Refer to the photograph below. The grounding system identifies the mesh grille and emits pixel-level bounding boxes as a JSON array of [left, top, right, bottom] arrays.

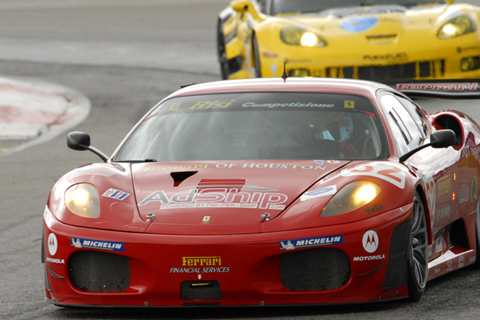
[[357, 63, 416, 81], [434, 115, 463, 146], [280, 248, 351, 291], [326, 60, 445, 81], [69, 251, 130, 292]]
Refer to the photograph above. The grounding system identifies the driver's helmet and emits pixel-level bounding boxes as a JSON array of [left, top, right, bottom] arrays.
[[338, 115, 354, 141]]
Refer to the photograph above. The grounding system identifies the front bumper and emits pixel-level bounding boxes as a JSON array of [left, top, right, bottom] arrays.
[[43, 203, 412, 307], [228, 32, 480, 81]]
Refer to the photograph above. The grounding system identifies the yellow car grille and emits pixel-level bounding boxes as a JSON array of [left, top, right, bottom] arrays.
[[365, 34, 398, 41], [289, 59, 445, 81]]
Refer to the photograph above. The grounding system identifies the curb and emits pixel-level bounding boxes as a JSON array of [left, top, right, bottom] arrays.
[[0, 76, 91, 156]]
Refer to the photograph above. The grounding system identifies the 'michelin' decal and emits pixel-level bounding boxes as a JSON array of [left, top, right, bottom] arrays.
[[71, 238, 124, 252], [280, 235, 343, 250]]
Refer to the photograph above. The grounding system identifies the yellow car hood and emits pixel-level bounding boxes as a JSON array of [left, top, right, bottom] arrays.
[[281, 4, 461, 37]]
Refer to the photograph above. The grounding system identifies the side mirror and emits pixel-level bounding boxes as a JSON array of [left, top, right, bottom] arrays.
[[399, 129, 456, 162], [67, 131, 90, 151], [66, 131, 109, 162], [429, 129, 457, 148], [231, 0, 251, 12], [230, 0, 265, 22]]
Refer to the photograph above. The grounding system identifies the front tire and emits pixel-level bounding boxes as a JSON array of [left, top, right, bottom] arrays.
[[475, 198, 480, 267], [407, 192, 428, 301]]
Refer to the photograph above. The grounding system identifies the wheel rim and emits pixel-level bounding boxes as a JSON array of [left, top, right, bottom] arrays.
[[411, 196, 428, 289], [475, 199, 480, 257], [476, 200, 480, 243]]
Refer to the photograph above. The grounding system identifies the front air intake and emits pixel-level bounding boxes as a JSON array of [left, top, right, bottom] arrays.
[[68, 250, 130, 292], [280, 248, 351, 291]]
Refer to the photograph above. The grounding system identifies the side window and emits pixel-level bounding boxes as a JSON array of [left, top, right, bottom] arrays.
[[396, 96, 427, 139], [257, 0, 268, 13], [380, 94, 425, 154], [386, 106, 410, 155]]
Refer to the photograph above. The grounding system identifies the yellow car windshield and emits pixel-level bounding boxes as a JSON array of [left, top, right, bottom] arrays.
[[271, 0, 447, 15]]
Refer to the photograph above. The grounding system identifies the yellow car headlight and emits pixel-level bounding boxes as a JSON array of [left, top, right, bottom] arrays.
[[438, 15, 476, 39], [280, 27, 326, 47], [65, 183, 100, 218], [321, 181, 380, 217]]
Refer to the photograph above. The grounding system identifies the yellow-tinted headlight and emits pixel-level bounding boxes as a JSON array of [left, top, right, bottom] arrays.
[[65, 184, 100, 218], [280, 27, 326, 47], [438, 15, 476, 39], [461, 56, 480, 71], [321, 181, 381, 217], [300, 32, 319, 47]]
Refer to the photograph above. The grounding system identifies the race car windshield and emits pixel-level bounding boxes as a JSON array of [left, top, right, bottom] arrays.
[[114, 92, 387, 162], [271, 0, 447, 15]]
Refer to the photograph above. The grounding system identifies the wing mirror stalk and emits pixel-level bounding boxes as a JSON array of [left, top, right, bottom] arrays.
[[399, 129, 456, 163], [67, 131, 109, 162], [230, 0, 265, 22]]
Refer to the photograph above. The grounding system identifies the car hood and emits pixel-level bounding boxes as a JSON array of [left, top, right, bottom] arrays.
[[284, 4, 451, 39], [131, 160, 348, 234]]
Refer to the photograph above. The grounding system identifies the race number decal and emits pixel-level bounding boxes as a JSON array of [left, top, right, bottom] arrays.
[[342, 162, 406, 189]]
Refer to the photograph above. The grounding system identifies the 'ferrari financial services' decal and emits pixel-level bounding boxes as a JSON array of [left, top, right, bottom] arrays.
[[170, 256, 230, 274], [71, 238, 124, 252], [280, 235, 343, 250], [341, 162, 406, 189]]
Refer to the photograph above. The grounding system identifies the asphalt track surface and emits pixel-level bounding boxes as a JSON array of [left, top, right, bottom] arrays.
[[1, 1, 480, 319]]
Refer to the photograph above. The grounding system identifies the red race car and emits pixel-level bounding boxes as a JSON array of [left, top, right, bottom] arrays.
[[43, 77, 480, 307]]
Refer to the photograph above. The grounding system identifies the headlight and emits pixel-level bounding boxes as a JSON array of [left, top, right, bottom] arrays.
[[280, 27, 326, 47], [65, 184, 100, 218], [438, 15, 476, 39], [321, 181, 380, 217]]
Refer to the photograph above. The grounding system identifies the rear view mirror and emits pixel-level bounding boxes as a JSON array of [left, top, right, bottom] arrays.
[[67, 131, 90, 151], [430, 129, 456, 149], [66, 131, 109, 162], [399, 129, 456, 162]]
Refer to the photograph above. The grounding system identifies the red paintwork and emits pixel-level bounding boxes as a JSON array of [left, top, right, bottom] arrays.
[[43, 78, 480, 306]]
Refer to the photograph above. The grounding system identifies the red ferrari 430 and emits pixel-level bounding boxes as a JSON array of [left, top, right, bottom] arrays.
[[43, 77, 480, 306]]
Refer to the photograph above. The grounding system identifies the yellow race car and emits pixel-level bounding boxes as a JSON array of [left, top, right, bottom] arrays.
[[217, 0, 480, 81]]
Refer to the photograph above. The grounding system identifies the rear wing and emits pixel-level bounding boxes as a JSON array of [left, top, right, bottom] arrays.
[[392, 79, 480, 99]]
